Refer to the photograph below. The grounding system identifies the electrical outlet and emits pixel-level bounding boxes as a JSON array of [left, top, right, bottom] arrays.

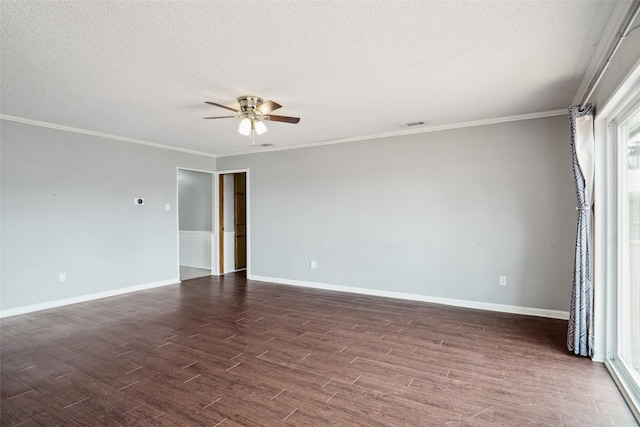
[[59, 273, 66, 282], [310, 260, 317, 269], [499, 276, 507, 286]]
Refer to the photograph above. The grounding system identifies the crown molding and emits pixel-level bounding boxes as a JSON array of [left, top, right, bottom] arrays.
[[2, 109, 566, 159], [0, 114, 218, 158], [216, 108, 568, 158]]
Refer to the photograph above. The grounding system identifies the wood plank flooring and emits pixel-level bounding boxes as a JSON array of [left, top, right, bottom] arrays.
[[1, 273, 636, 426]]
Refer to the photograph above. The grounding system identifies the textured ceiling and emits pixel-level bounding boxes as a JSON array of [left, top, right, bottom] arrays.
[[0, 1, 618, 156]]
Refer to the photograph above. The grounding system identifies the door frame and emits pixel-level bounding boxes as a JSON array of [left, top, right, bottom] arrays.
[[594, 59, 640, 421], [214, 168, 250, 277], [176, 167, 216, 279]]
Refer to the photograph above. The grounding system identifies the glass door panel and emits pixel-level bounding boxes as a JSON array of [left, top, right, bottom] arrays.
[[619, 106, 640, 387]]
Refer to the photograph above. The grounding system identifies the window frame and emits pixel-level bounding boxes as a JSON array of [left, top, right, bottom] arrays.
[[595, 60, 640, 422]]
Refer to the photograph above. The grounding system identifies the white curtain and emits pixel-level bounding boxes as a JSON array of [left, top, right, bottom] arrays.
[[567, 104, 595, 356]]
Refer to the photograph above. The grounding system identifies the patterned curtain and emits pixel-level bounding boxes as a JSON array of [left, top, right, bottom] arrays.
[[567, 104, 595, 356]]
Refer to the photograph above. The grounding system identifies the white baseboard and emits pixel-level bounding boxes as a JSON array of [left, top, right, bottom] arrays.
[[1, 275, 570, 321], [249, 275, 569, 320], [0, 278, 180, 318]]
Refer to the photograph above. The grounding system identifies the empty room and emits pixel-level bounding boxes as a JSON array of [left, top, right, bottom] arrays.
[[1, 1, 640, 425]]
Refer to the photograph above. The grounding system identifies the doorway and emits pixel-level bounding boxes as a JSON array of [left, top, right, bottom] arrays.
[[177, 168, 215, 280], [218, 170, 248, 275]]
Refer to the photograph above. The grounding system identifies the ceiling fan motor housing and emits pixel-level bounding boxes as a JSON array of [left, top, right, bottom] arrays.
[[238, 96, 263, 113]]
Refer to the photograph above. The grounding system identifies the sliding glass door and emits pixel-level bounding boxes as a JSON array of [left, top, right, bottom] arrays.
[[609, 102, 640, 419], [619, 106, 640, 378]]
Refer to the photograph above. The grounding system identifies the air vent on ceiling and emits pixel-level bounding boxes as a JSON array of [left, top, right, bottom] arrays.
[[398, 121, 426, 128]]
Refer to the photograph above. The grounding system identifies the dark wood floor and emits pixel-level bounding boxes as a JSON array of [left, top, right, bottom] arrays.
[[1, 273, 636, 426]]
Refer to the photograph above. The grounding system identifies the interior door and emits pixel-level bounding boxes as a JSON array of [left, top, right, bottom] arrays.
[[218, 174, 225, 274], [234, 173, 247, 270]]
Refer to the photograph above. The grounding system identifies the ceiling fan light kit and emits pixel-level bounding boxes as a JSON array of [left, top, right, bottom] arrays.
[[204, 95, 300, 146], [238, 117, 252, 136], [254, 120, 267, 135]]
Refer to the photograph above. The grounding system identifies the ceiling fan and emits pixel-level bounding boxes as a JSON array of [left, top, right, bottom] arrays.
[[204, 96, 300, 145]]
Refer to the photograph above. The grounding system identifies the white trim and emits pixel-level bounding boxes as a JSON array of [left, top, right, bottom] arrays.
[[592, 58, 640, 361], [180, 265, 212, 270], [2, 110, 565, 160], [0, 114, 217, 158], [571, 1, 639, 106], [594, 58, 640, 422], [176, 168, 182, 278], [212, 172, 221, 276], [249, 275, 569, 320], [597, 57, 640, 120], [216, 169, 251, 278], [606, 359, 640, 421], [176, 166, 217, 174], [216, 109, 568, 157], [595, 60, 640, 360], [216, 168, 251, 175], [0, 279, 180, 318], [176, 167, 217, 276]]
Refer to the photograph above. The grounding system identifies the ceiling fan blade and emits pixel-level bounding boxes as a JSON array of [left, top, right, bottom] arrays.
[[205, 101, 239, 113], [265, 114, 300, 124], [256, 100, 282, 114], [203, 115, 237, 119]]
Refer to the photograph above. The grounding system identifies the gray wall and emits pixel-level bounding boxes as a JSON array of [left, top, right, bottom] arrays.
[[217, 115, 576, 311], [178, 169, 213, 231], [1, 120, 216, 311]]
